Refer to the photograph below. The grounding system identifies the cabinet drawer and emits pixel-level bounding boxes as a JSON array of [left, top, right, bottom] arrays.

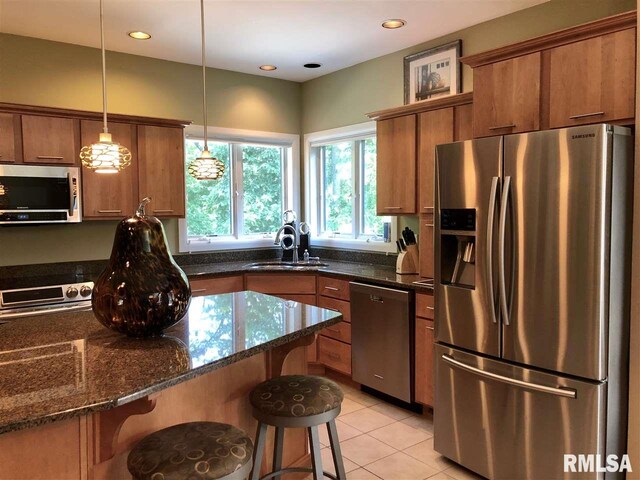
[[320, 322, 352, 344], [318, 276, 350, 301], [317, 295, 351, 323], [245, 274, 317, 295], [416, 293, 434, 319], [318, 336, 352, 375], [277, 294, 317, 305], [190, 275, 244, 296]]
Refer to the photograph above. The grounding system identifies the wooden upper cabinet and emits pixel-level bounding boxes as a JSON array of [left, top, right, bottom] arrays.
[[376, 115, 416, 215], [21, 115, 78, 164], [418, 108, 453, 213], [138, 125, 185, 217], [472, 52, 541, 138], [548, 28, 635, 128], [80, 120, 138, 219], [419, 215, 435, 279], [453, 103, 474, 141], [0, 113, 20, 163]]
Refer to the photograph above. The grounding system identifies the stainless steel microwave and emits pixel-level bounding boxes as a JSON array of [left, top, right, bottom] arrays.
[[0, 164, 81, 224]]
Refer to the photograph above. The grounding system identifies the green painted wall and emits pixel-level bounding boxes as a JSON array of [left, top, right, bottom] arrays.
[[300, 0, 635, 236], [0, 34, 301, 266]]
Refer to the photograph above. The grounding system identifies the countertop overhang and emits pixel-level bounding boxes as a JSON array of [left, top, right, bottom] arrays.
[[0, 291, 342, 435]]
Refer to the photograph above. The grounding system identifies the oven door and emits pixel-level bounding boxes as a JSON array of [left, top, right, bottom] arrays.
[[0, 165, 81, 224]]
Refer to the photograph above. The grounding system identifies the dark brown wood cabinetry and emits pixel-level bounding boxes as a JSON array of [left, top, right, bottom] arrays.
[[0, 113, 21, 163], [80, 120, 139, 219], [21, 115, 79, 164], [472, 52, 541, 137], [548, 28, 635, 128], [0, 103, 190, 219], [138, 125, 186, 218], [376, 115, 417, 215]]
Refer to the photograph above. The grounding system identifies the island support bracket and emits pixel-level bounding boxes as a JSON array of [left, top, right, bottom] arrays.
[[266, 334, 316, 379]]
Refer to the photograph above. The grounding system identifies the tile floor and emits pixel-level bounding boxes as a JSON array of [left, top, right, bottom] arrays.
[[305, 380, 485, 480]]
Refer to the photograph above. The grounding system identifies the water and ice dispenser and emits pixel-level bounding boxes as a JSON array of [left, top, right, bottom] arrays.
[[440, 209, 476, 289]]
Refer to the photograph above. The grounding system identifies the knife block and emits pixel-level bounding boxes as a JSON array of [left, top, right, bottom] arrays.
[[396, 244, 419, 275]]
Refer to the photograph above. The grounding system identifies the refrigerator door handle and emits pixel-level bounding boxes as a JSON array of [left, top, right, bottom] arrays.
[[486, 176, 499, 324], [441, 354, 577, 398], [498, 176, 511, 325]]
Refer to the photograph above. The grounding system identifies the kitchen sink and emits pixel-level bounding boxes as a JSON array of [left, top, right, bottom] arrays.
[[244, 261, 328, 271]]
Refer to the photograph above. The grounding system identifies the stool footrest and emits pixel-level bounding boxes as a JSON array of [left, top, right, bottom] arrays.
[[258, 467, 338, 480]]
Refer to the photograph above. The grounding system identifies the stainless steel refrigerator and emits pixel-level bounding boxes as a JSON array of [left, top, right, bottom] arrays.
[[433, 124, 632, 480]]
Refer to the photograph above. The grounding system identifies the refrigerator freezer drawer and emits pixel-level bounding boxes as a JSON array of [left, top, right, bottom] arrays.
[[434, 344, 607, 480]]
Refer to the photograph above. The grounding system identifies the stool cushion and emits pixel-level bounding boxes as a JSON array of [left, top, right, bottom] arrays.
[[127, 421, 253, 480], [250, 375, 344, 418]]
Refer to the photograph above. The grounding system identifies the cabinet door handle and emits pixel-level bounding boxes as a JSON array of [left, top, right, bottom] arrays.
[[153, 209, 175, 213], [191, 289, 207, 293], [98, 209, 122, 214], [426, 306, 435, 310], [36, 155, 64, 160], [488, 124, 516, 131], [569, 111, 604, 120], [325, 327, 341, 333], [384, 206, 402, 210], [425, 325, 435, 331], [327, 352, 341, 360], [324, 286, 340, 291], [424, 223, 434, 227], [422, 207, 434, 211]]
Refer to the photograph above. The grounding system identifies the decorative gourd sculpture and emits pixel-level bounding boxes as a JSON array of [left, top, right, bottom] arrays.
[[92, 198, 191, 337]]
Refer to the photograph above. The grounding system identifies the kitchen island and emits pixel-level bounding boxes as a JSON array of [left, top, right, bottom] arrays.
[[0, 291, 342, 479]]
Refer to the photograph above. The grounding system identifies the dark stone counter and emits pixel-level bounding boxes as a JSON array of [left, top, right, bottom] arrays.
[[0, 291, 342, 435], [181, 259, 434, 294]]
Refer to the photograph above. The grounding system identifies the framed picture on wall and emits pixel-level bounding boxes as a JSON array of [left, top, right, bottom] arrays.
[[404, 40, 461, 104]]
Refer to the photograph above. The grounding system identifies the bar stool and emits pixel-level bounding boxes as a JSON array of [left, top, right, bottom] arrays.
[[249, 375, 346, 480], [127, 421, 254, 480]]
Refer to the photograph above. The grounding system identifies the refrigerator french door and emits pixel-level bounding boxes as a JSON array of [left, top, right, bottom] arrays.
[[433, 125, 632, 480]]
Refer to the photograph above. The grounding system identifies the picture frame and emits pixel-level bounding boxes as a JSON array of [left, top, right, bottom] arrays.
[[403, 40, 462, 105]]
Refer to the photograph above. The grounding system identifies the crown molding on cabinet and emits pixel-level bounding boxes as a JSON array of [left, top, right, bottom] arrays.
[[460, 10, 636, 68], [366, 92, 473, 121], [0, 103, 191, 128]]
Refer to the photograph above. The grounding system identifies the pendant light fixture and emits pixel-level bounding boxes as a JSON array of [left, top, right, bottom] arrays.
[[187, 0, 225, 181], [79, 0, 132, 174]]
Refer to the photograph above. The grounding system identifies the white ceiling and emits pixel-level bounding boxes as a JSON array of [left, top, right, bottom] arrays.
[[0, 0, 547, 82]]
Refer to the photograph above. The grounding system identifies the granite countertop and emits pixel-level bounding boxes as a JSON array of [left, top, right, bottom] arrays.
[[0, 291, 342, 435], [181, 259, 434, 293]]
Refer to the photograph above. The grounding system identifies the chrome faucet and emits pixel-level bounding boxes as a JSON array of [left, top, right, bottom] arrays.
[[274, 224, 298, 263]]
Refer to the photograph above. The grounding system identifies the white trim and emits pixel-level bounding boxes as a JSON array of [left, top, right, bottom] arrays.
[[304, 121, 397, 254], [179, 125, 300, 254]]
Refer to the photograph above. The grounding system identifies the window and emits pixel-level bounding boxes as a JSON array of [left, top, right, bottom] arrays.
[[179, 126, 299, 252], [306, 122, 396, 252]]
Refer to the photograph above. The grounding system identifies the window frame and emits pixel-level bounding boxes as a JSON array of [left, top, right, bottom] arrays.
[[304, 122, 397, 253], [179, 125, 300, 253]]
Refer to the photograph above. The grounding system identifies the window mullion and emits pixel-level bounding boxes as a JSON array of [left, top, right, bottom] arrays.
[[233, 144, 244, 239], [352, 140, 360, 239]]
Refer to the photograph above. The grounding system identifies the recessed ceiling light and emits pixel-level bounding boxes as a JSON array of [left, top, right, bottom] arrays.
[[303, 63, 322, 69], [382, 19, 406, 29], [259, 65, 277, 71], [127, 31, 151, 40]]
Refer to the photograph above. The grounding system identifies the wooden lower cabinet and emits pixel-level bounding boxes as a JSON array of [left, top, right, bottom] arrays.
[[320, 321, 351, 344], [190, 275, 244, 296], [318, 336, 352, 376], [317, 295, 351, 322], [415, 317, 435, 406], [245, 274, 317, 295], [317, 276, 351, 301]]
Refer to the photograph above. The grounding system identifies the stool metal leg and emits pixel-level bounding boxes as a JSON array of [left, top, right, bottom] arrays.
[[308, 426, 324, 480], [251, 422, 268, 480], [327, 420, 346, 480], [272, 427, 284, 480]]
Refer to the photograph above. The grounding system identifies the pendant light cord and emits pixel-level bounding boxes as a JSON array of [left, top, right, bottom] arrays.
[[200, 0, 208, 150], [100, 0, 108, 134]]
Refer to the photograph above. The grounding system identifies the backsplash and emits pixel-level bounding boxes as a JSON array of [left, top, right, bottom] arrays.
[[0, 246, 396, 280]]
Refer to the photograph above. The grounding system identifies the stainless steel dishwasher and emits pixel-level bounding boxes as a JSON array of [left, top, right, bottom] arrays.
[[350, 282, 413, 402]]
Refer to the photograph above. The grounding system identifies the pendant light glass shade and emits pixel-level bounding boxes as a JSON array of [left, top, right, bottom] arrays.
[[80, 0, 131, 174], [80, 132, 132, 174], [188, 147, 225, 180], [187, 0, 224, 181]]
